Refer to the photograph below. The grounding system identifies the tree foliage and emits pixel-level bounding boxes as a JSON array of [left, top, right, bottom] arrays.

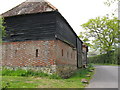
[[104, 0, 120, 6], [0, 17, 6, 41], [80, 15, 119, 54], [79, 32, 92, 47]]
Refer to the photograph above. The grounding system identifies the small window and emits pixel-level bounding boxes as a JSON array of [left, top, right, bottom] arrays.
[[71, 52, 72, 59], [15, 50, 17, 54], [72, 53, 74, 59], [62, 49, 63, 56], [36, 49, 38, 57], [74, 53, 76, 59], [67, 52, 69, 58]]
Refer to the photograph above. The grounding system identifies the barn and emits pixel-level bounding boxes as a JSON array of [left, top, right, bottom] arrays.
[[1, 0, 88, 78]]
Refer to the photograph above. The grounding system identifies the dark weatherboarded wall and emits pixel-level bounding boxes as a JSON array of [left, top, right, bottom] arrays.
[[77, 38, 82, 53], [3, 11, 78, 49], [77, 38, 82, 68], [55, 12, 77, 48], [3, 12, 56, 42]]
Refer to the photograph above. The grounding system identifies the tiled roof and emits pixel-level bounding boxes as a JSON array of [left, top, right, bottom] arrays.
[[1, 0, 57, 17]]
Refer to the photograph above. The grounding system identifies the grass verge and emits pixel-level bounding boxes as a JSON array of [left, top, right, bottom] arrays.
[[1, 65, 95, 88]]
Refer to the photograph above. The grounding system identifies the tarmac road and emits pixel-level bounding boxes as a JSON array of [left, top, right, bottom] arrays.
[[87, 65, 119, 88]]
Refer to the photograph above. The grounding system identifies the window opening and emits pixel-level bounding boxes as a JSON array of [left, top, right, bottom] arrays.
[[36, 49, 38, 57], [62, 49, 63, 56]]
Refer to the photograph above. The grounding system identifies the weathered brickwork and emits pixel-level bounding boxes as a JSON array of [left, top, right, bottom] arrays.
[[2, 40, 56, 67], [56, 65, 77, 78], [56, 40, 77, 65], [2, 40, 77, 77], [55, 40, 77, 78]]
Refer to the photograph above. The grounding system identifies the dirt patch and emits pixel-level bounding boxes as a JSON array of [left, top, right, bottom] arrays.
[[26, 81, 34, 83], [34, 77, 42, 80]]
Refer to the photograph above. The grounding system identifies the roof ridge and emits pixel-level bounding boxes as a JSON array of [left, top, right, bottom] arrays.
[[1, 0, 57, 17], [26, 0, 45, 2], [45, 1, 57, 10]]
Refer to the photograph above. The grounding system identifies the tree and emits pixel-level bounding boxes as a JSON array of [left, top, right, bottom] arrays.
[[0, 17, 6, 42], [79, 32, 92, 47], [104, 0, 120, 6], [80, 15, 119, 54]]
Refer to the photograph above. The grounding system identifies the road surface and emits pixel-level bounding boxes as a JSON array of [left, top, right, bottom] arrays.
[[87, 65, 119, 88]]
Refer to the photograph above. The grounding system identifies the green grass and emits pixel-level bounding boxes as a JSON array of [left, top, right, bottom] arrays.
[[2, 68, 48, 77], [1, 65, 95, 88], [1, 68, 61, 79]]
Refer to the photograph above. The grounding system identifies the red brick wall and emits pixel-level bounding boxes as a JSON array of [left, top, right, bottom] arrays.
[[55, 40, 77, 66], [2, 40, 56, 67], [55, 40, 77, 78], [2, 40, 77, 67], [2, 40, 77, 77]]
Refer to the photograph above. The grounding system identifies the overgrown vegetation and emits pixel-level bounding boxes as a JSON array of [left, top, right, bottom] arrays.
[[70, 64, 94, 80], [1, 64, 94, 88], [0, 17, 6, 37], [0, 17, 6, 43], [88, 50, 119, 65], [1, 67, 61, 79]]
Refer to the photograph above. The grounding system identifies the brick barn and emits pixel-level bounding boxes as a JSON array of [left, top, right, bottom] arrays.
[[1, 0, 88, 78]]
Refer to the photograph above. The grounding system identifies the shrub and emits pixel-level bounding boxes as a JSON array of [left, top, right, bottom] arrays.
[[2, 81, 10, 90], [2, 68, 27, 76], [88, 50, 118, 65]]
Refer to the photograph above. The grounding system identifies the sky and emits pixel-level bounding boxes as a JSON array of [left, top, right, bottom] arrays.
[[0, 0, 117, 35]]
